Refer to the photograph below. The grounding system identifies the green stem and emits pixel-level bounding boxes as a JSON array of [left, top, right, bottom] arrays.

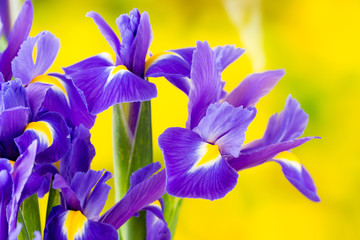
[[113, 100, 153, 240], [17, 209, 30, 240], [163, 194, 183, 239]]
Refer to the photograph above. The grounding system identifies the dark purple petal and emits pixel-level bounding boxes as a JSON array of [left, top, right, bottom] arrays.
[[228, 137, 318, 171], [12, 31, 60, 85], [45, 207, 118, 240], [129, 162, 161, 191], [213, 45, 245, 72], [52, 174, 82, 211], [0, 107, 30, 159], [0, 0, 33, 81], [259, 95, 309, 146], [100, 170, 166, 229], [272, 158, 320, 202], [194, 102, 256, 157], [224, 70, 285, 108], [15, 112, 70, 164], [26, 82, 52, 116], [60, 125, 95, 183], [63, 53, 114, 75], [8, 140, 37, 233], [31, 73, 96, 129], [86, 11, 121, 63], [70, 170, 103, 208], [187, 41, 223, 130], [83, 171, 112, 220], [0, 1, 10, 38], [159, 127, 238, 200]]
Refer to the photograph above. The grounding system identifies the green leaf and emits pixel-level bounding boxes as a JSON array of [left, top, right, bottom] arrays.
[[17, 193, 41, 240]]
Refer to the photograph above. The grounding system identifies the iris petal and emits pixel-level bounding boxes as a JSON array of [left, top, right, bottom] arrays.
[[187, 41, 223, 130], [12, 31, 60, 84], [224, 69, 285, 108], [272, 152, 320, 202], [86, 11, 121, 63], [159, 127, 238, 200], [194, 102, 256, 158]]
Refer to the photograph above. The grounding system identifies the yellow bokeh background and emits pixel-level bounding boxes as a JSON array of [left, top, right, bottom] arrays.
[[29, 0, 360, 239]]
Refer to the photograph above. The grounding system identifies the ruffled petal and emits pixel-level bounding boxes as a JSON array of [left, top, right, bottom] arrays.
[[194, 102, 256, 158], [159, 127, 238, 200], [0, 0, 33, 81], [12, 31, 60, 84], [52, 174, 82, 211], [260, 95, 309, 146], [63, 53, 114, 74], [0, 79, 30, 110], [117, 8, 152, 75], [29, 73, 96, 129], [187, 41, 223, 130], [15, 112, 70, 164], [213, 45, 245, 72], [224, 70, 285, 108], [228, 137, 318, 171], [272, 153, 319, 202], [86, 11, 121, 62], [44, 207, 117, 240], [99, 168, 166, 229]]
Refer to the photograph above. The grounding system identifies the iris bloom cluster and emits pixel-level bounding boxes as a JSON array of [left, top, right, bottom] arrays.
[[0, 0, 319, 239]]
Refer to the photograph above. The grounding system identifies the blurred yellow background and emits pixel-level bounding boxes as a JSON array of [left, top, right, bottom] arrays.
[[30, 0, 360, 239]]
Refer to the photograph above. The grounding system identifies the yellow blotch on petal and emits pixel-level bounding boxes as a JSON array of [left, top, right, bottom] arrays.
[[25, 121, 53, 147], [63, 210, 87, 240], [196, 143, 221, 168], [30, 75, 67, 97], [112, 64, 128, 74]]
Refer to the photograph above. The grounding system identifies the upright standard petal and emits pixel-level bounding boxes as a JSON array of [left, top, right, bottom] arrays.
[[194, 102, 256, 158], [187, 41, 223, 130], [159, 127, 238, 200], [224, 70, 285, 108], [12, 31, 60, 85], [86, 11, 121, 63], [0, 0, 33, 81], [213, 45, 245, 72]]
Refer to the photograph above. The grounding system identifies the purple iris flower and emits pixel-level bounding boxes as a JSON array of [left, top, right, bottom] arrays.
[[11, 30, 96, 129], [44, 162, 169, 240], [63, 8, 157, 115], [0, 140, 39, 240], [158, 41, 320, 201], [0, 0, 33, 81]]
